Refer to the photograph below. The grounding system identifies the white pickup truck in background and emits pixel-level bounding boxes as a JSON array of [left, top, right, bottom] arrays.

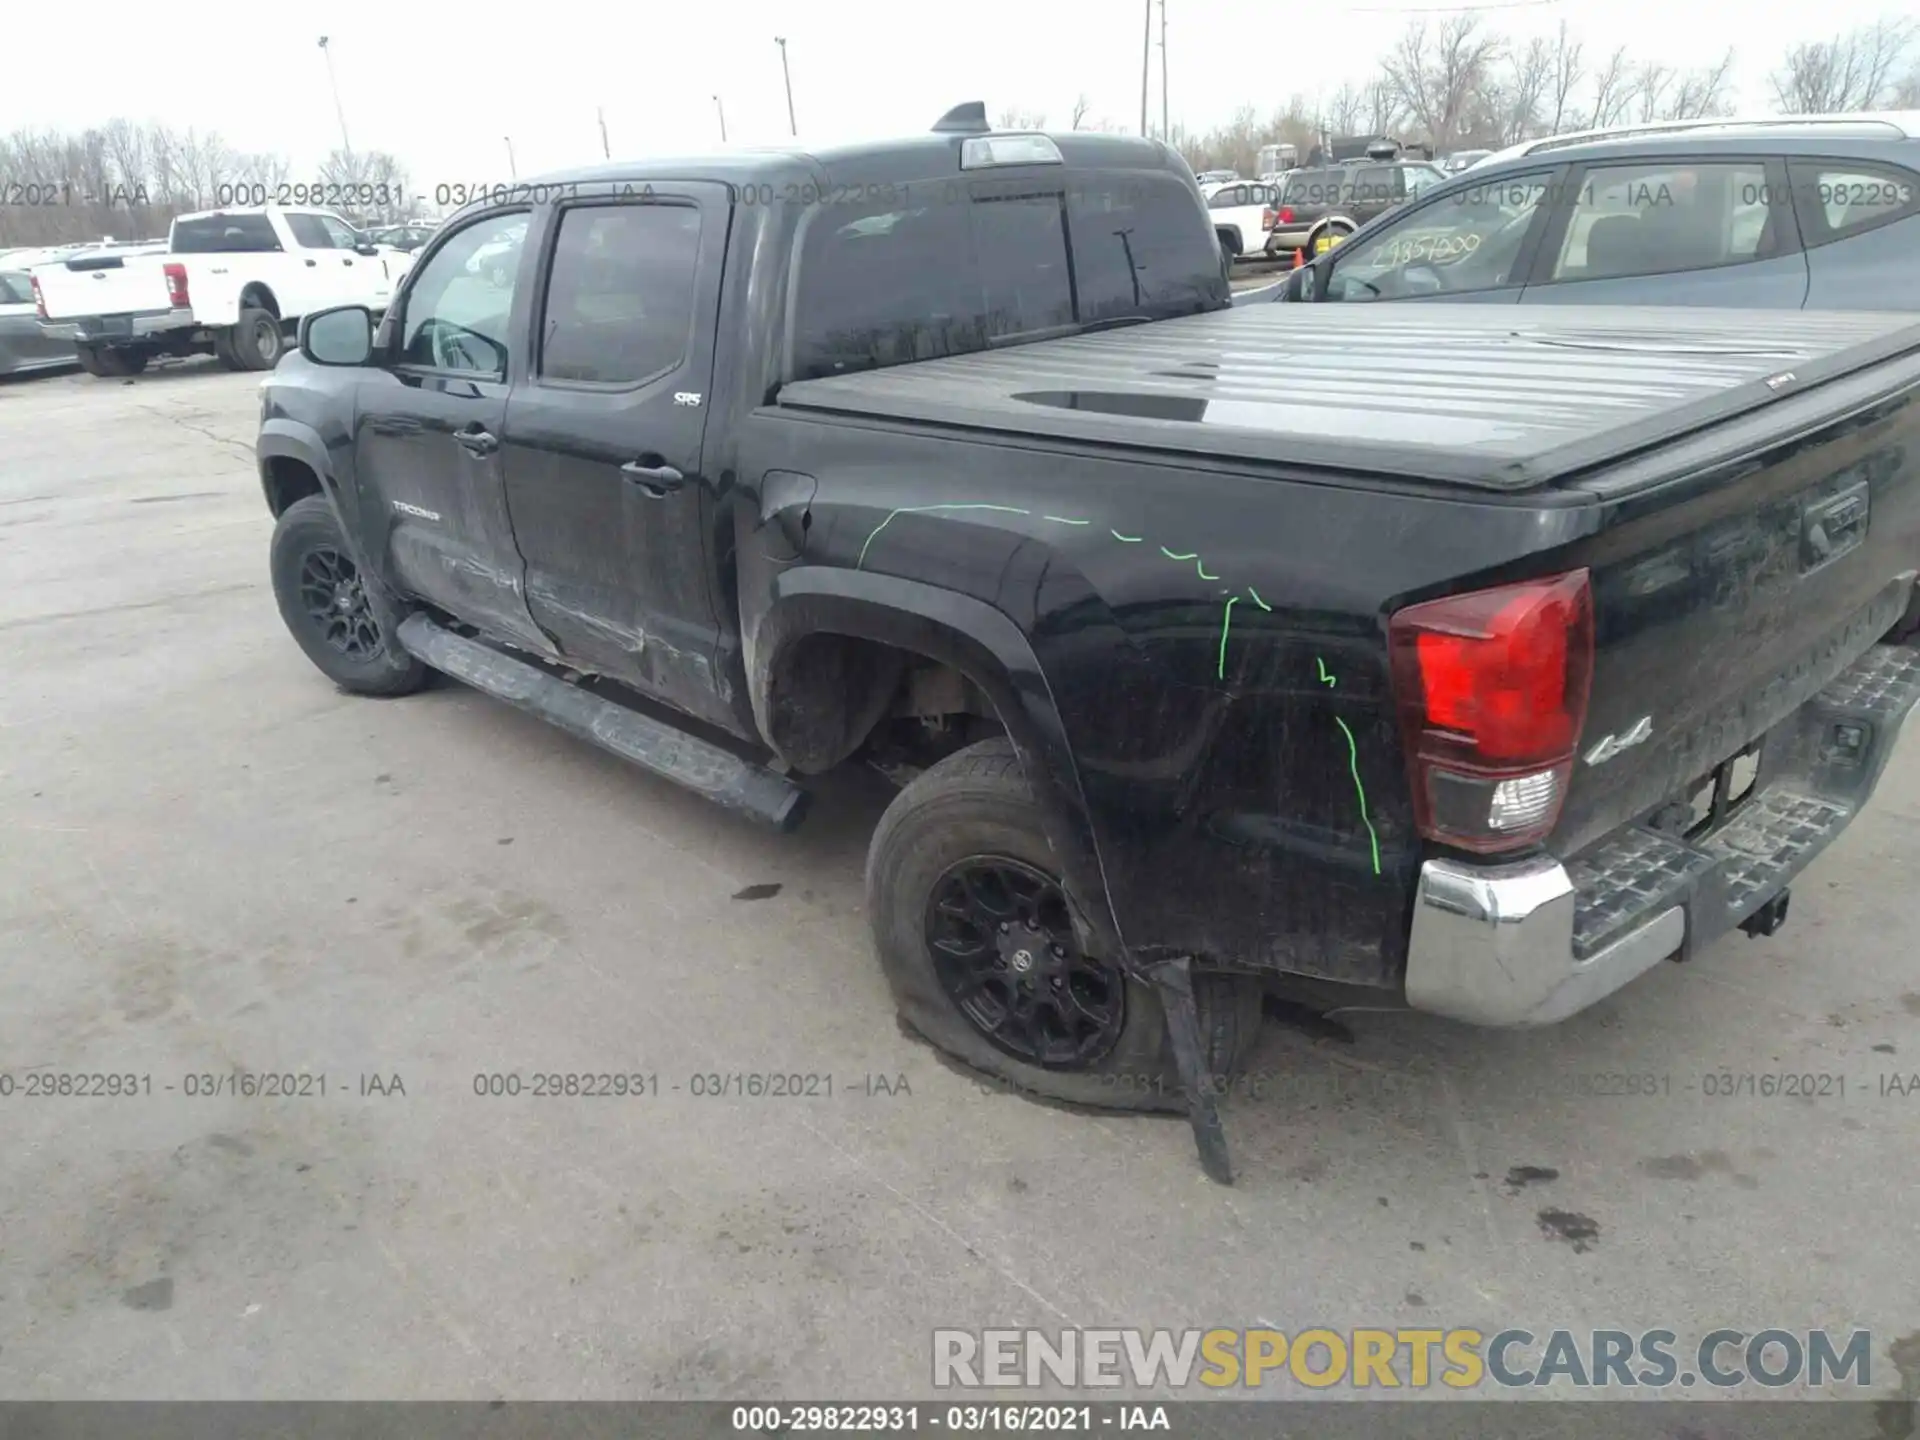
[[30, 206, 414, 376]]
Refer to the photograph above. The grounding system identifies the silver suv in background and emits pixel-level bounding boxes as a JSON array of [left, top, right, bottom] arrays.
[[1257, 113, 1920, 310]]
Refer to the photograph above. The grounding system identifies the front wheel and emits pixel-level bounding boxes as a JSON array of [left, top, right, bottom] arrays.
[[269, 496, 427, 696], [865, 737, 1263, 1111]]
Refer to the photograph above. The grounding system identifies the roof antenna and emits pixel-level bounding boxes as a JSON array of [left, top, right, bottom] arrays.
[[932, 102, 991, 135]]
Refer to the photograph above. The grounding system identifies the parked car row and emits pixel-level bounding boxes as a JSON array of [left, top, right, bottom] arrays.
[[1236, 112, 1920, 312], [8, 205, 417, 377]]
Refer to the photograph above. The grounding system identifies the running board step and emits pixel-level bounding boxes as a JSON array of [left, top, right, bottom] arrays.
[[396, 613, 808, 832]]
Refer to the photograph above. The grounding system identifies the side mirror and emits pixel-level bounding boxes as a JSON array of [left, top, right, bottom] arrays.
[[300, 305, 374, 366], [354, 242, 380, 256]]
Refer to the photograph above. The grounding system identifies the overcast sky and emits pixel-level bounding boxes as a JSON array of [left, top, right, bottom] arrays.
[[3, 0, 1910, 196]]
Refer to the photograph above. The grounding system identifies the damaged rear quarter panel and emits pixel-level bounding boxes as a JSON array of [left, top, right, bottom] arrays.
[[740, 412, 1596, 987]]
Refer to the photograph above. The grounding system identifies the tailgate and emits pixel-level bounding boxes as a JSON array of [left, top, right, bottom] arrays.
[[1551, 346, 1920, 860], [35, 255, 170, 318]]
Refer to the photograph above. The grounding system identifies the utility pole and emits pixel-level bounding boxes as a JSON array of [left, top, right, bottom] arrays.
[[317, 37, 352, 160], [504, 136, 516, 179], [714, 95, 728, 143], [775, 37, 796, 136], [1139, 0, 1151, 136], [598, 108, 610, 159], [1159, 0, 1169, 143]]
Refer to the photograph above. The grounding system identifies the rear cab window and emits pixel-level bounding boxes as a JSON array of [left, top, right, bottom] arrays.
[[789, 172, 1225, 381], [170, 214, 283, 252]]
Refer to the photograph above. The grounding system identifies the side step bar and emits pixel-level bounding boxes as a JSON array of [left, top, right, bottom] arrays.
[[396, 613, 809, 832]]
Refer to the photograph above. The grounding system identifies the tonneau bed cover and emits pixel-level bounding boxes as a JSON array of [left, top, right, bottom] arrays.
[[776, 305, 1920, 491]]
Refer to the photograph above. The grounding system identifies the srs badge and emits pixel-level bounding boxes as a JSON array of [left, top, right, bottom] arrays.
[[1584, 716, 1653, 766]]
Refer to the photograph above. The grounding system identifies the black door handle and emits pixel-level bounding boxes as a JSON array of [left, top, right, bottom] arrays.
[[343, 258, 354, 266], [620, 460, 686, 496], [304, 258, 318, 267], [454, 427, 499, 456]]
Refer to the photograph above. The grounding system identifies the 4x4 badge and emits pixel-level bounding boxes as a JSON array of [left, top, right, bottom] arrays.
[[1585, 716, 1653, 766]]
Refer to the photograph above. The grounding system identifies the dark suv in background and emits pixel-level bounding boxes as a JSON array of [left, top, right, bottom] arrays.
[[1262, 159, 1446, 260], [1254, 114, 1920, 309]]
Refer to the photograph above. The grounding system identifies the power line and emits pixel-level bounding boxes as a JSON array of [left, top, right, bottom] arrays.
[[1346, 0, 1565, 12]]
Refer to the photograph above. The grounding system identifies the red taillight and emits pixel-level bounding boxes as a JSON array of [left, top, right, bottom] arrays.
[[1388, 570, 1593, 853], [1279, 205, 1295, 224], [30, 274, 47, 319], [164, 262, 190, 309]]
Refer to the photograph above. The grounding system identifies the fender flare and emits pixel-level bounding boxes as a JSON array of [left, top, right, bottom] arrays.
[[256, 417, 406, 634], [750, 566, 1123, 954], [256, 417, 338, 518]]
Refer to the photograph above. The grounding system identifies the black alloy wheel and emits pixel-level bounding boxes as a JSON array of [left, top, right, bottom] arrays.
[[924, 854, 1126, 1068], [297, 545, 383, 661]]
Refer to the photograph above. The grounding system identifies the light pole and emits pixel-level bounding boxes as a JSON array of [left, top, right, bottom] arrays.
[[1139, 0, 1151, 137], [504, 136, 516, 178], [714, 95, 728, 143], [1159, 0, 1169, 143], [774, 37, 796, 136], [317, 36, 352, 159], [598, 107, 610, 159]]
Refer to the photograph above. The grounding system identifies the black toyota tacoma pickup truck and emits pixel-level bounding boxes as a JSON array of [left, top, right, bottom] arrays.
[[256, 105, 1920, 1181]]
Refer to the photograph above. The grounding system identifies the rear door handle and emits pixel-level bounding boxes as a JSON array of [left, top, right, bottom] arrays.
[[454, 426, 499, 457], [620, 461, 686, 496], [304, 258, 318, 267]]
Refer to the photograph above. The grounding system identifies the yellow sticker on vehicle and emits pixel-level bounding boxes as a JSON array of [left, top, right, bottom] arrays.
[[1315, 233, 1347, 255]]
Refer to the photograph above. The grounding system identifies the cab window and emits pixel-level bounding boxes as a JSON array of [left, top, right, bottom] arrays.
[[397, 212, 530, 376], [1543, 161, 1774, 282], [1321, 172, 1554, 301], [537, 203, 702, 386]]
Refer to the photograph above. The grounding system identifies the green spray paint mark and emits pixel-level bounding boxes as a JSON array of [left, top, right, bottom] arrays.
[[856, 503, 1032, 569], [1196, 561, 1219, 581], [1161, 547, 1198, 562], [1333, 716, 1381, 876], [1217, 596, 1238, 680], [1247, 587, 1271, 612], [1042, 515, 1091, 526], [1316, 656, 1336, 688], [1111, 530, 1143, 543]]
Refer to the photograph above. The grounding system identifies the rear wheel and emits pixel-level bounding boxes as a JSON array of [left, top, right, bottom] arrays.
[[1217, 232, 1238, 276], [212, 327, 244, 370], [269, 496, 427, 697], [865, 737, 1264, 1111], [229, 307, 283, 370], [1307, 217, 1355, 259]]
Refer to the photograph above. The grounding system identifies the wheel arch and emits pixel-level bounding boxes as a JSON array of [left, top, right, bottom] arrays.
[[749, 567, 1120, 951], [239, 282, 281, 318]]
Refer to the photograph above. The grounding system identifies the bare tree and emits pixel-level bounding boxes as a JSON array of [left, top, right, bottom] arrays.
[[1363, 77, 1401, 136], [1070, 94, 1091, 129], [994, 107, 1047, 130], [1587, 45, 1638, 128], [1543, 21, 1586, 135], [1491, 36, 1553, 143], [1897, 63, 1920, 107], [1771, 18, 1917, 111], [1633, 61, 1676, 123], [1326, 82, 1365, 136], [1666, 50, 1738, 119], [1382, 15, 1504, 149]]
